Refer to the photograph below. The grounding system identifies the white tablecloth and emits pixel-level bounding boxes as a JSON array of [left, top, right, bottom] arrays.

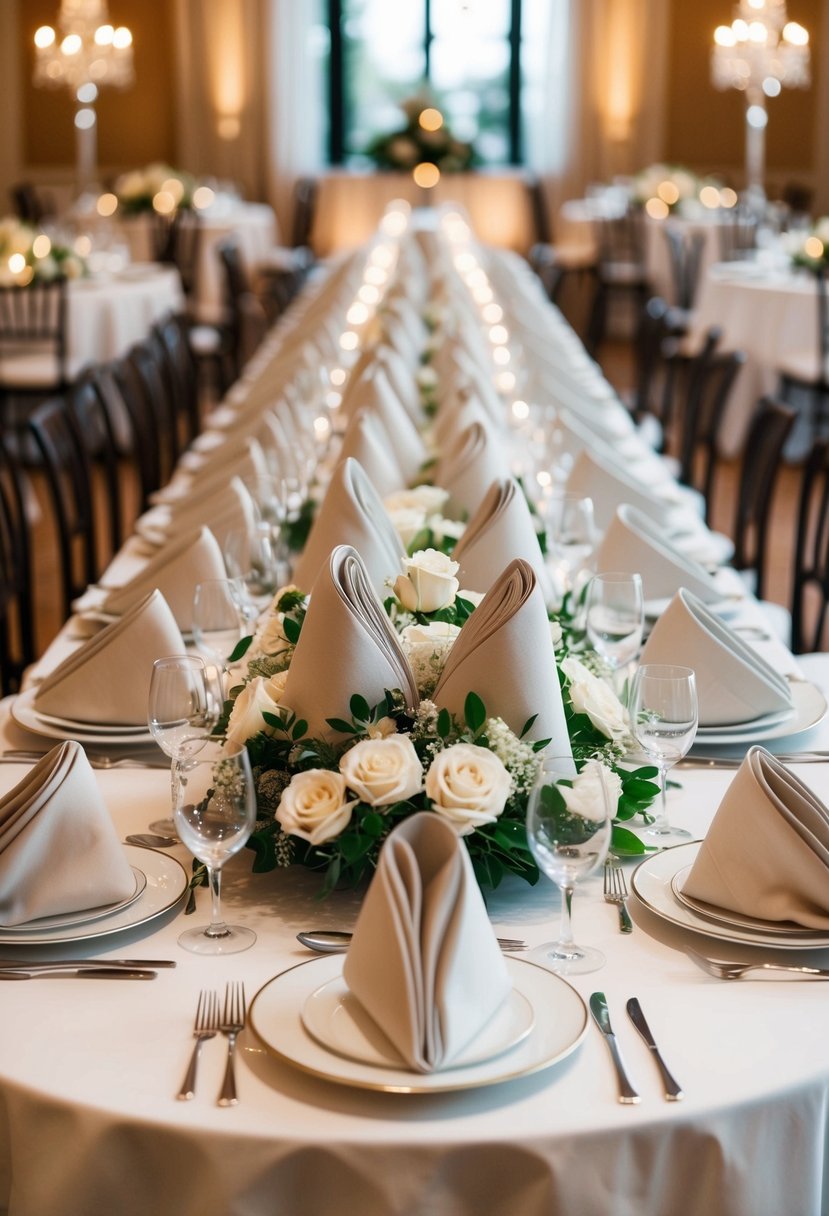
[[67, 265, 184, 366]]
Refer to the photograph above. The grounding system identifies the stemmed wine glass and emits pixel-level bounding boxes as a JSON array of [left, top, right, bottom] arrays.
[[543, 493, 596, 607], [173, 735, 257, 955], [223, 525, 279, 624], [585, 572, 645, 696], [526, 754, 613, 975], [629, 664, 698, 845], [192, 579, 247, 674]]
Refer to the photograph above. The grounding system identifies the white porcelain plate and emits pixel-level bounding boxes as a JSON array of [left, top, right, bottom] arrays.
[[2, 864, 147, 933], [670, 864, 822, 938], [251, 954, 588, 1094], [692, 680, 826, 746], [11, 689, 156, 746]]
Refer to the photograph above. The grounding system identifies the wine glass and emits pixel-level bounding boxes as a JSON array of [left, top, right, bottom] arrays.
[[526, 754, 613, 975], [192, 579, 246, 674], [543, 493, 596, 606], [223, 525, 279, 622], [629, 664, 698, 844], [585, 572, 645, 695], [173, 735, 257, 955], [147, 655, 221, 836]]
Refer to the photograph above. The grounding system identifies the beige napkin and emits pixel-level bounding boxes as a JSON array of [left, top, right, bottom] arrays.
[[100, 526, 226, 629], [345, 367, 427, 485], [434, 558, 571, 748], [566, 448, 687, 531], [377, 346, 422, 423], [0, 741, 136, 926], [596, 505, 721, 604], [284, 545, 418, 739], [432, 386, 501, 451], [337, 409, 406, 499], [433, 422, 511, 518], [293, 457, 405, 597], [343, 811, 511, 1073], [35, 589, 185, 726], [153, 437, 269, 505], [137, 476, 257, 554], [640, 588, 793, 726], [453, 477, 554, 603], [682, 747, 829, 928]]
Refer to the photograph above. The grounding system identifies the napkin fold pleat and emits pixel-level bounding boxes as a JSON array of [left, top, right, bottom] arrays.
[[345, 367, 428, 484], [337, 409, 406, 499], [453, 477, 554, 602], [101, 526, 226, 628], [566, 448, 684, 530], [343, 812, 512, 1072], [0, 741, 136, 926], [683, 747, 829, 927], [597, 505, 721, 603], [433, 422, 511, 518]]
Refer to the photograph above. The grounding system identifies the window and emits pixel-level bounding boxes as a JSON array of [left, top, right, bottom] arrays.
[[327, 0, 524, 167]]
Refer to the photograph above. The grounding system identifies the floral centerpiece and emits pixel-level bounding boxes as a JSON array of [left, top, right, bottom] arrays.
[[785, 218, 829, 271], [0, 217, 87, 285], [631, 163, 729, 217], [113, 163, 197, 215], [364, 96, 479, 173]]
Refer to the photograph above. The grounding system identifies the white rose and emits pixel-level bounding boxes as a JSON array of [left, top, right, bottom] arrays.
[[265, 670, 289, 701], [394, 548, 459, 613], [385, 485, 450, 516], [549, 620, 563, 649], [426, 743, 512, 835], [276, 770, 356, 845], [428, 515, 466, 543], [339, 736, 423, 806], [226, 676, 282, 745], [254, 612, 291, 657], [401, 620, 461, 650], [387, 505, 427, 549], [559, 759, 621, 821], [561, 656, 629, 741], [417, 365, 439, 388]]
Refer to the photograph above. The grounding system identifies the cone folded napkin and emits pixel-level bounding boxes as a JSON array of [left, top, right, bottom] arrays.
[[293, 458, 405, 597], [596, 505, 722, 604], [434, 558, 571, 748], [640, 588, 793, 726], [0, 741, 136, 926], [284, 546, 418, 739], [137, 476, 257, 554], [566, 448, 690, 531], [342, 367, 427, 484], [100, 526, 226, 629], [682, 747, 829, 928], [433, 422, 511, 518], [337, 409, 406, 499], [35, 589, 185, 726], [453, 478, 554, 604], [343, 811, 512, 1072]]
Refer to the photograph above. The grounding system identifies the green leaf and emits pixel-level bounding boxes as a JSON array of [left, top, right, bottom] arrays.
[[406, 528, 432, 556], [326, 717, 357, 735], [228, 635, 253, 662], [291, 719, 308, 740], [361, 811, 385, 837], [261, 711, 287, 730], [282, 615, 301, 646], [621, 778, 660, 801], [350, 694, 370, 721], [464, 691, 486, 734], [436, 708, 452, 738], [519, 714, 538, 739], [610, 825, 648, 855]]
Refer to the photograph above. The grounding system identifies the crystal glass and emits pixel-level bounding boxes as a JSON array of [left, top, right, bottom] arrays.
[[223, 525, 279, 622], [543, 492, 596, 604], [147, 655, 221, 836], [585, 572, 645, 692], [630, 664, 698, 844], [526, 754, 613, 975], [173, 735, 257, 955], [192, 579, 246, 673]]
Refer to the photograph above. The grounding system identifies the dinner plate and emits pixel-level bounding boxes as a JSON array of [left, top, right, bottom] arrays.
[[670, 865, 817, 938], [631, 841, 829, 949], [301, 973, 535, 1069], [251, 954, 588, 1094], [11, 689, 156, 746], [691, 680, 826, 746], [0, 846, 187, 945], [4, 865, 147, 932]]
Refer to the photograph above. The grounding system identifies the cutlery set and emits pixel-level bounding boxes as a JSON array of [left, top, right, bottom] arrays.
[[177, 981, 247, 1105], [297, 929, 527, 953], [590, 992, 683, 1104], [0, 749, 169, 770], [0, 958, 175, 980]]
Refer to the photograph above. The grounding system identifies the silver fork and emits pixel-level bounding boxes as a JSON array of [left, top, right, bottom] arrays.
[[1, 749, 168, 770], [176, 989, 219, 1101], [686, 949, 829, 981], [218, 981, 246, 1107], [603, 860, 633, 934]]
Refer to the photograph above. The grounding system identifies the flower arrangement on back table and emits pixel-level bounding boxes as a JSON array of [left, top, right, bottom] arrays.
[[364, 96, 479, 174]]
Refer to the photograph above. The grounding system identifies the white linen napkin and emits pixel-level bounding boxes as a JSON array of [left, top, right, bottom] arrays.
[[682, 746, 829, 928], [640, 588, 793, 726], [152, 436, 269, 505], [434, 558, 572, 748], [566, 448, 691, 531], [100, 526, 226, 628], [284, 545, 418, 739], [0, 741, 136, 926], [136, 476, 257, 554], [343, 811, 511, 1073], [377, 346, 423, 423], [596, 505, 722, 604], [344, 367, 427, 485], [433, 422, 511, 518], [337, 409, 406, 499], [293, 457, 405, 597], [432, 387, 502, 452], [453, 477, 554, 603], [35, 589, 185, 725]]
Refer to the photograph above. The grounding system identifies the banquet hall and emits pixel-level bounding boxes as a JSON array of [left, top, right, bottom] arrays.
[[2, 3, 829, 1215]]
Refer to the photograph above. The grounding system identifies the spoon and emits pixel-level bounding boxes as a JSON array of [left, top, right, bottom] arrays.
[[124, 833, 178, 848]]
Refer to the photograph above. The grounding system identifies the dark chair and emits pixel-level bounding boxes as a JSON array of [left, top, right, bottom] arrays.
[[109, 355, 165, 510], [0, 430, 35, 694], [153, 207, 202, 302], [216, 240, 268, 379], [10, 182, 53, 227], [777, 264, 829, 437], [630, 296, 674, 422], [291, 176, 318, 249], [152, 312, 202, 448], [0, 279, 82, 410], [791, 437, 829, 653], [71, 369, 126, 556], [663, 225, 706, 314], [677, 346, 746, 522], [123, 337, 181, 484], [586, 204, 650, 355], [732, 397, 796, 602], [717, 204, 758, 262]]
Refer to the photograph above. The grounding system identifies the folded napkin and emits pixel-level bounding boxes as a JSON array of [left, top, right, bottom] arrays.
[[453, 477, 554, 603], [596, 505, 721, 604], [153, 437, 269, 505], [377, 346, 422, 423], [345, 367, 427, 485], [35, 589, 185, 726], [137, 476, 257, 554], [343, 811, 511, 1072], [682, 747, 829, 928], [0, 741, 136, 926], [99, 526, 226, 628], [337, 409, 406, 499], [293, 457, 405, 597], [434, 558, 571, 747], [433, 422, 511, 518], [284, 545, 418, 739], [432, 386, 502, 452], [640, 588, 793, 726], [566, 448, 688, 531]]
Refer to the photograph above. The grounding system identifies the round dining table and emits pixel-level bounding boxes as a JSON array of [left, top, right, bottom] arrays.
[[67, 263, 184, 366]]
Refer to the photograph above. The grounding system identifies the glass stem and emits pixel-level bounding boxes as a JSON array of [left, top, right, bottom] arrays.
[[204, 865, 230, 938], [559, 885, 575, 946], [655, 763, 669, 830]]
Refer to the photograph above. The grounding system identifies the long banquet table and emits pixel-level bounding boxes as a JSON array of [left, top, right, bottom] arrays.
[[2, 219, 829, 1216]]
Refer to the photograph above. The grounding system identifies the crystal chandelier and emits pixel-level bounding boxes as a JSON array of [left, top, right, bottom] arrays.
[[711, 0, 809, 203]]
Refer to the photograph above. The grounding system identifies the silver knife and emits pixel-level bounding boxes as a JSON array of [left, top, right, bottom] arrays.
[[0, 967, 157, 980], [0, 959, 176, 971], [589, 992, 640, 1104], [626, 997, 684, 1101]]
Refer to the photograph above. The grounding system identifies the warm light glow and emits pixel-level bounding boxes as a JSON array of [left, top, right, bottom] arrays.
[[8, 254, 26, 275], [482, 302, 503, 324], [357, 284, 380, 305], [657, 180, 680, 205], [379, 205, 409, 237], [748, 20, 768, 42], [364, 265, 387, 286], [339, 331, 359, 351], [511, 399, 530, 421], [418, 107, 443, 132], [61, 34, 82, 55], [152, 190, 177, 215], [804, 236, 824, 259], [732, 19, 749, 39], [645, 197, 670, 219], [162, 177, 185, 204], [313, 415, 331, 442], [192, 185, 215, 210], [496, 371, 516, 393], [413, 162, 441, 189], [720, 187, 739, 208], [97, 191, 118, 216], [74, 234, 92, 256], [346, 302, 369, 325], [112, 27, 132, 49], [714, 24, 737, 46], [369, 244, 395, 268], [330, 367, 347, 386], [217, 116, 240, 139], [34, 26, 55, 49], [783, 21, 809, 45], [74, 107, 95, 130], [489, 324, 509, 345], [453, 251, 477, 273], [94, 24, 114, 46], [76, 82, 97, 102], [472, 284, 494, 304], [32, 235, 51, 259], [493, 346, 511, 366], [699, 185, 721, 209]]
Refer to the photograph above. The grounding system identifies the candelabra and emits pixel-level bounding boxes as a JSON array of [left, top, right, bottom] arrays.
[[711, 0, 809, 206]]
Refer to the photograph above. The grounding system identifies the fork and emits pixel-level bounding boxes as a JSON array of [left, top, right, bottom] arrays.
[[1, 749, 168, 770], [218, 981, 246, 1106], [686, 949, 829, 981], [603, 860, 633, 934], [176, 989, 219, 1101]]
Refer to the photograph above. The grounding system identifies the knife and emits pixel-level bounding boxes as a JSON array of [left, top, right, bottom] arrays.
[[626, 997, 684, 1101], [0, 959, 176, 971], [0, 967, 157, 980], [589, 993, 640, 1104]]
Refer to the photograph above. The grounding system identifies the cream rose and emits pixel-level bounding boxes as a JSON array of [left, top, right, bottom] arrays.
[[226, 676, 282, 745], [394, 548, 460, 613], [385, 485, 450, 516], [425, 743, 512, 835], [387, 506, 427, 549], [560, 760, 622, 821], [561, 656, 629, 741], [339, 736, 423, 806], [265, 670, 289, 701], [254, 612, 291, 656], [276, 770, 356, 845], [401, 620, 461, 650]]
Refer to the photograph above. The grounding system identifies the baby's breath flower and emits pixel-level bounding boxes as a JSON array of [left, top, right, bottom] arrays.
[[484, 717, 540, 795]]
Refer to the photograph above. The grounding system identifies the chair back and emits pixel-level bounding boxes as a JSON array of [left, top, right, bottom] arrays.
[[153, 207, 202, 299], [791, 437, 829, 653], [679, 344, 746, 520], [718, 203, 758, 261], [0, 430, 35, 694], [733, 396, 796, 600], [126, 337, 181, 478], [291, 176, 318, 249], [217, 241, 267, 377], [0, 279, 68, 388], [595, 204, 646, 270], [109, 356, 163, 509], [71, 369, 125, 555], [814, 264, 829, 379], [663, 225, 706, 310], [152, 312, 201, 446]]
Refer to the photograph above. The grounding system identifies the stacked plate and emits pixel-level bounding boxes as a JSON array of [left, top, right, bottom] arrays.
[[11, 688, 155, 746], [693, 679, 827, 746]]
